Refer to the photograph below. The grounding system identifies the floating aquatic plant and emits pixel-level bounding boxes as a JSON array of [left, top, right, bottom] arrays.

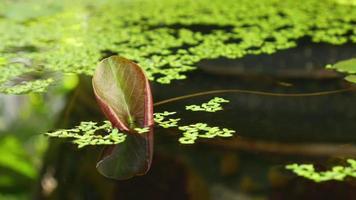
[[45, 55, 356, 180], [45, 56, 156, 180], [0, 78, 54, 94], [155, 98, 235, 144], [286, 159, 356, 182], [185, 97, 229, 112], [43, 55, 236, 179], [54, 96, 233, 149], [345, 75, 356, 83], [326, 58, 356, 83], [154, 111, 181, 128], [178, 123, 235, 144], [47, 109, 236, 146], [45, 121, 126, 148], [92, 56, 154, 131], [92, 56, 154, 179], [154, 111, 235, 144], [1, 0, 356, 94]]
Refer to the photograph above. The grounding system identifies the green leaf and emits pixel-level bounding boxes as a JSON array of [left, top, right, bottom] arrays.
[[345, 75, 356, 83], [328, 58, 356, 74], [92, 56, 154, 180], [92, 56, 154, 131], [327, 58, 356, 83]]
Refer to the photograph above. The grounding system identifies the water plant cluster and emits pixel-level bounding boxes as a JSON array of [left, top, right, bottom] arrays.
[[1, 0, 356, 94], [46, 97, 234, 146], [45, 121, 126, 148], [185, 97, 229, 112], [154, 111, 181, 128], [153, 97, 234, 144], [178, 123, 235, 144], [286, 159, 356, 182]]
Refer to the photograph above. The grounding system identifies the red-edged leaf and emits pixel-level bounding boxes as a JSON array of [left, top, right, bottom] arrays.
[[92, 56, 153, 130], [92, 56, 154, 179]]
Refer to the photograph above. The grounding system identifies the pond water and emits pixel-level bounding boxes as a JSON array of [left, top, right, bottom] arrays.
[[1, 42, 356, 200]]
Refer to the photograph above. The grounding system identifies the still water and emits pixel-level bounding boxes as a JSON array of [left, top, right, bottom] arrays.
[[1, 42, 356, 200]]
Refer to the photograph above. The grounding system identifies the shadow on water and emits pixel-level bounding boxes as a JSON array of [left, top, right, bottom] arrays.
[[36, 41, 356, 200]]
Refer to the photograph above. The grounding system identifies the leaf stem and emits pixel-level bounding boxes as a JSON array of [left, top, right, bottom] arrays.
[[153, 86, 356, 107]]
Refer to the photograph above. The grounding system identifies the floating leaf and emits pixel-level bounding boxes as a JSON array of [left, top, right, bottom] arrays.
[[327, 58, 356, 83], [92, 56, 154, 130], [345, 75, 356, 83], [92, 56, 154, 180], [327, 58, 356, 73]]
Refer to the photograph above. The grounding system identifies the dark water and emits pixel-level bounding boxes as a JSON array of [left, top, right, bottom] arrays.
[[1, 42, 356, 200]]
